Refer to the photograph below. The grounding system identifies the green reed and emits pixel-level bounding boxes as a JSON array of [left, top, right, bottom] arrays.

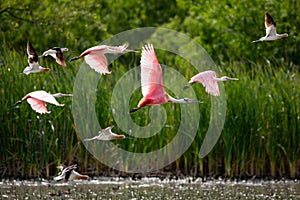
[[0, 46, 299, 179]]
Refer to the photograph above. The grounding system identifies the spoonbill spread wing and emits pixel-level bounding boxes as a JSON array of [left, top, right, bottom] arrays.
[[140, 44, 165, 100], [84, 50, 109, 74], [26, 98, 49, 114], [190, 70, 220, 96]]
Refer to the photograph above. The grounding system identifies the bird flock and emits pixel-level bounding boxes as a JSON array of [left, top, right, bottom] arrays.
[[14, 12, 288, 181]]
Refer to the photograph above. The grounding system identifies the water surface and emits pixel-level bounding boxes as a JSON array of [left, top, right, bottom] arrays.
[[0, 177, 299, 199]]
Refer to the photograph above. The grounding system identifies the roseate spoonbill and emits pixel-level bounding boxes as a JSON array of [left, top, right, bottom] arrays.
[[23, 42, 50, 75], [70, 44, 136, 74], [40, 47, 69, 67], [84, 125, 125, 141], [14, 90, 72, 114], [54, 164, 89, 181], [184, 70, 238, 96], [252, 12, 288, 43], [130, 44, 200, 113]]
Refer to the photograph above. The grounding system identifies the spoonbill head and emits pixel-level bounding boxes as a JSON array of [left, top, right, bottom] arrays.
[[252, 12, 288, 43], [129, 44, 200, 113], [70, 44, 137, 74]]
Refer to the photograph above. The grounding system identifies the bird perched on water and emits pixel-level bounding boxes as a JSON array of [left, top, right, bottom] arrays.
[[184, 70, 238, 96], [40, 47, 69, 67], [70, 44, 136, 74], [84, 125, 125, 141], [130, 44, 200, 113], [23, 42, 50, 75], [14, 90, 72, 114], [252, 12, 288, 43], [53, 164, 89, 181]]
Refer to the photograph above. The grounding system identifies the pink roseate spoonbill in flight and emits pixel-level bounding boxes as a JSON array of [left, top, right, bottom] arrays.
[[252, 12, 288, 43], [130, 44, 200, 113], [84, 125, 125, 141], [22, 42, 50, 75], [54, 164, 89, 181], [40, 47, 69, 67], [184, 70, 238, 96], [70, 44, 137, 74], [14, 90, 72, 114]]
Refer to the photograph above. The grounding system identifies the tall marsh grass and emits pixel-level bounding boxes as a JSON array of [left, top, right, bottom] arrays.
[[0, 46, 299, 179]]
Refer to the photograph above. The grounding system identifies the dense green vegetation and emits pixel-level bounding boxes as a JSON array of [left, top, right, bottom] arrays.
[[0, 0, 299, 179]]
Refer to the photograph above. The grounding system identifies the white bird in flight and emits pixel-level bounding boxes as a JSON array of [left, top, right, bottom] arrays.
[[40, 47, 69, 67], [184, 70, 238, 96], [23, 42, 50, 75], [70, 44, 136, 74], [252, 12, 288, 43], [84, 125, 125, 141], [53, 164, 89, 181], [14, 90, 72, 114]]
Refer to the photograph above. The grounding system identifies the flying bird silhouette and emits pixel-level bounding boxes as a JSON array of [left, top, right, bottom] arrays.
[[70, 44, 136, 74], [184, 70, 238, 96], [84, 125, 125, 141], [40, 47, 69, 67], [23, 42, 50, 75], [252, 12, 288, 43], [14, 90, 72, 114], [53, 164, 89, 181], [130, 44, 200, 113]]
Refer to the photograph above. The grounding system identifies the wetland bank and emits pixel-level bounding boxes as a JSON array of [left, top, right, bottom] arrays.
[[0, 1, 299, 199]]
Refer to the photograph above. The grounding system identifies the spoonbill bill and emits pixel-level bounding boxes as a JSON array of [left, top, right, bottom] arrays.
[[14, 90, 72, 114], [54, 164, 89, 181], [40, 47, 69, 67], [23, 42, 50, 75], [84, 125, 125, 141], [252, 12, 288, 43], [184, 70, 238, 96], [70, 44, 136, 74], [130, 44, 200, 113]]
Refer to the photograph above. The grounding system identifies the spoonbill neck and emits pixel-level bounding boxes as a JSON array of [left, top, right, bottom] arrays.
[[168, 96, 185, 103], [52, 93, 73, 98], [213, 76, 238, 81], [167, 94, 199, 103]]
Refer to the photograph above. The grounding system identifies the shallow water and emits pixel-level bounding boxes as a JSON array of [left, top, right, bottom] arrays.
[[0, 177, 299, 199]]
